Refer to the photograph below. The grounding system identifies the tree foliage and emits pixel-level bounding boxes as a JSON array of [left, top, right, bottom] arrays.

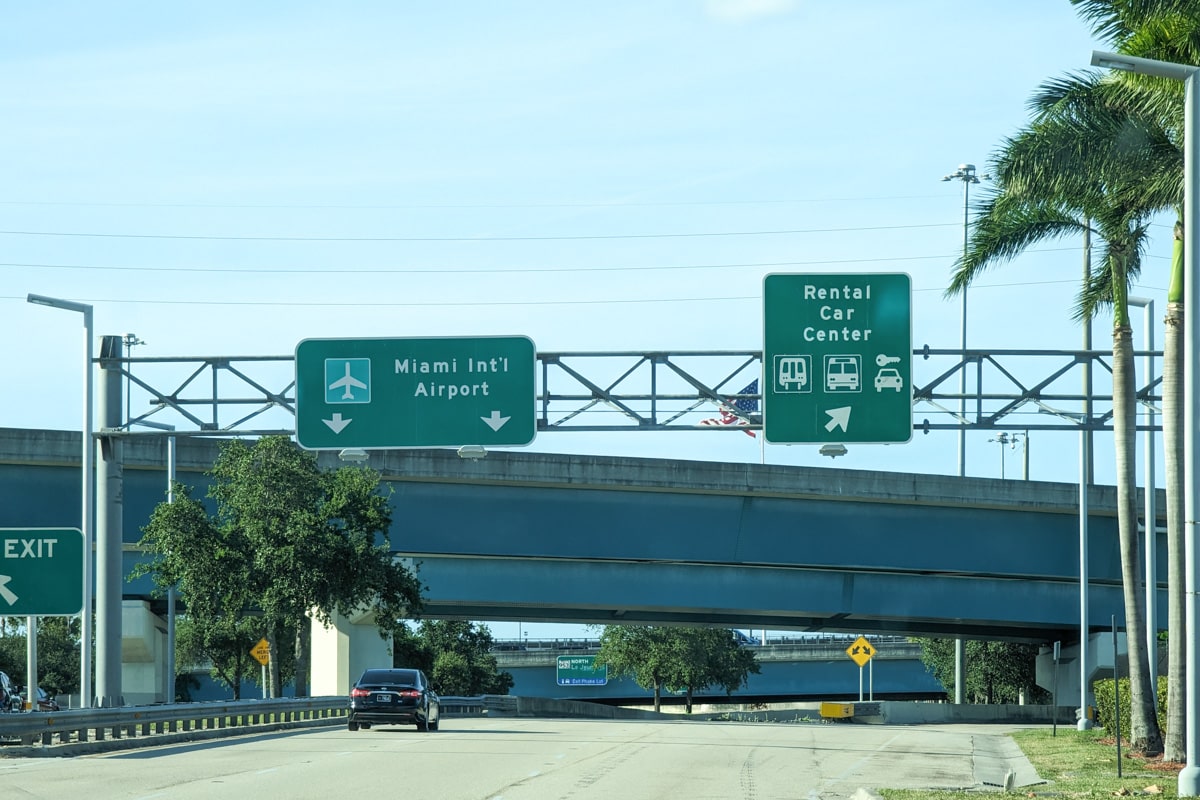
[[391, 620, 513, 695], [594, 626, 759, 712], [135, 435, 423, 699], [0, 617, 81, 698], [914, 638, 1049, 705]]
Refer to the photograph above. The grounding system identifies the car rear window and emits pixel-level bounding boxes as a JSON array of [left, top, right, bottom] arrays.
[[359, 669, 418, 686]]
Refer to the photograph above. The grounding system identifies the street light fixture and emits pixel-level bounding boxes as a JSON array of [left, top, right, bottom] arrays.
[[1090, 50, 1199, 795], [26, 293, 94, 709], [943, 163, 989, 479]]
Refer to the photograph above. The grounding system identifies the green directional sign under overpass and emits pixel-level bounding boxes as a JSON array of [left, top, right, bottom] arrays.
[[764, 273, 912, 444], [556, 655, 608, 686], [295, 336, 537, 449], [0, 528, 84, 616]]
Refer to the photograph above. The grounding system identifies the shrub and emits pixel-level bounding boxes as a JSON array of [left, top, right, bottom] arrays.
[[1092, 676, 1168, 742]]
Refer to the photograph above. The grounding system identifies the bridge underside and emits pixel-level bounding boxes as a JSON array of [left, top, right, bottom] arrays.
[[4, 430, 1159, 646], [409, 555, 1118, 642]]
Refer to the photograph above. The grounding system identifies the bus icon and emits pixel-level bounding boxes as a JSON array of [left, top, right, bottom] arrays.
[[774, 355, 811, 393], [824, 355, 861, 393]]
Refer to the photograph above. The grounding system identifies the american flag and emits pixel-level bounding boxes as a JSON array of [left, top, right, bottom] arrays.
[[698, 379, 759, 437]]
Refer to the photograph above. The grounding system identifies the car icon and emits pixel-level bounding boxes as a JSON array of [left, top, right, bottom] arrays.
[[874, 368, 903, 392]]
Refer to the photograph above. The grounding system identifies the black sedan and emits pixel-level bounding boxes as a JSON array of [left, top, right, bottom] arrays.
[[348, 668, 440, 732]]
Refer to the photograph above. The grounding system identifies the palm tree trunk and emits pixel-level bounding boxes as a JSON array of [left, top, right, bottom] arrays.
[[1114, 322, 1163, 755], [1164, 225, 1186, 762]]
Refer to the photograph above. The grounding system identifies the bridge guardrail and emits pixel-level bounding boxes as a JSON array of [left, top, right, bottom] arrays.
[[0, 696, 346, 748], [0, 695, 509, 751]]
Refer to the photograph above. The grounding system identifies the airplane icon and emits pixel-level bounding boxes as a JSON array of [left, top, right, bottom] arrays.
[[324, 358, 371, 404], [329, 362, 367, 400]]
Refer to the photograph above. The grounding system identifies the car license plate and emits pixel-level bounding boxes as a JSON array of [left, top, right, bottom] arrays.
[[374, 693, 391, 702]]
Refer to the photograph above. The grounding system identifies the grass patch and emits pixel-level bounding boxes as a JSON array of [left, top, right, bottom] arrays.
[[880, 728, 1181, 798]]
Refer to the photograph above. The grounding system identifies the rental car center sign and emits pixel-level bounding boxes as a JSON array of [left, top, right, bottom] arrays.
[[763, 273, 912, 444]]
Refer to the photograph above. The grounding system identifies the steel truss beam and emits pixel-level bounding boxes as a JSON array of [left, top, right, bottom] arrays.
[[103, 346, 1161, 436]]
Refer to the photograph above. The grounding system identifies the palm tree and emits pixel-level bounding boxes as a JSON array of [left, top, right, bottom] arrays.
[[1066, 0, 1199, 762], [949, 71, 1173, 755]]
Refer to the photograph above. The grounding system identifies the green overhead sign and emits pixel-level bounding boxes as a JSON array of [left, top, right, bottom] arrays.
[[295, 336, 537, 449], [556, 655, 608, 686], [764, 273, 912, 444], [0, 528, 83, 616]]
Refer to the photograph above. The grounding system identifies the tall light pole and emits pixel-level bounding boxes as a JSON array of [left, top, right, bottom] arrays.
[[943, 163, 987, 478], [1091, 50, 1198, 796], [1129, 296, 1158, 690], [26, 293, 94, 709], [944, 163, 986, 707]]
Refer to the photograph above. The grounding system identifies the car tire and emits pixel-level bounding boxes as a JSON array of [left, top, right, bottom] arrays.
[[417, 716, 429, 732], [429, 717, 439, 731], [348, 720, 359, 731]]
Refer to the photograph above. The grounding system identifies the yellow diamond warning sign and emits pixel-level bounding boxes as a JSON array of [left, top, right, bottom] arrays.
[[846, 636, 876, 667], [251, 637, 271, 666]]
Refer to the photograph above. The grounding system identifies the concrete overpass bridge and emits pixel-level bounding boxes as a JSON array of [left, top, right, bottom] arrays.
[[0, 427, 1163, 705], [493, 636, 945, 703]]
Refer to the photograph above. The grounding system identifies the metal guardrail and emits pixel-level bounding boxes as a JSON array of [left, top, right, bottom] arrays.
[[0, 695, 505, 750], [0, 696, 345, 748]]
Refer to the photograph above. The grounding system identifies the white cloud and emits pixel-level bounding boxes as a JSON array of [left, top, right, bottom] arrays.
[[706, 0, 798, 22]]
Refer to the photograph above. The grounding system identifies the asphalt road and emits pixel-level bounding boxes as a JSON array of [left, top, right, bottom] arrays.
[[0, 717, 1043, 800]]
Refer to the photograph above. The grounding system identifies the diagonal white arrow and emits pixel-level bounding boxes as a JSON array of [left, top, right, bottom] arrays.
[[323, 413, 352, 434], [481, 410, 511, 432], [824, 406, 851, 433], [0, 575, 17, 606]]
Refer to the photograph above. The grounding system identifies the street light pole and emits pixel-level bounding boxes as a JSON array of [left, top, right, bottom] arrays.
[[1091, 50, 1199, 796], [26, 293, 94, 709], [943, 163, 987, 478], [1129, 296, 1158, 690], [944, 163, 986, 708]]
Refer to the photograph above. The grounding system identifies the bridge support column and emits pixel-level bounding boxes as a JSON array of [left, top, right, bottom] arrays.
[[1037, 631, 1125, 724], [310, 609, 391, 697]]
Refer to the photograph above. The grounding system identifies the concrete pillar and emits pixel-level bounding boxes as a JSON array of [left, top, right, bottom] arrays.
[[310, 609, 391, 697]]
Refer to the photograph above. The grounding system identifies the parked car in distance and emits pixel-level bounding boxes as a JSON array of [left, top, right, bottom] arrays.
[[29, 686, 60, 712], [0, 672, 21, 712], [348, 668, 440, 732]]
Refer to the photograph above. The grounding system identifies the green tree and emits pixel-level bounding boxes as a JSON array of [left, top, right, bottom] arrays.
[[391, 620, 513, 695], [594, 626, 759, 712], [136, 475, 263, 698], [665, 628, 760, 713], [914, 638, 1048, 705], [594, 626, 678, 711], [0, 617, 81, 699], [136, 436, 423, 699]]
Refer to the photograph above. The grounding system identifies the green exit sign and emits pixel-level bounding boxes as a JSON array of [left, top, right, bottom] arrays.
[[556, 655, 608, 686], [764, 273, 912, 444], [0, 528, 83, 616], [295, 336, 536, 449]]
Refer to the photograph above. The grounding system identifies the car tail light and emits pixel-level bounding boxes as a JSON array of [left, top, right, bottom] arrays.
[[400, 690, 420, 698], [350, 688, 371, 698]]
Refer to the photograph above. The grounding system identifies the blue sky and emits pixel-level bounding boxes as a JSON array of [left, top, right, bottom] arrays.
[[1, 3, 1172, 637]]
